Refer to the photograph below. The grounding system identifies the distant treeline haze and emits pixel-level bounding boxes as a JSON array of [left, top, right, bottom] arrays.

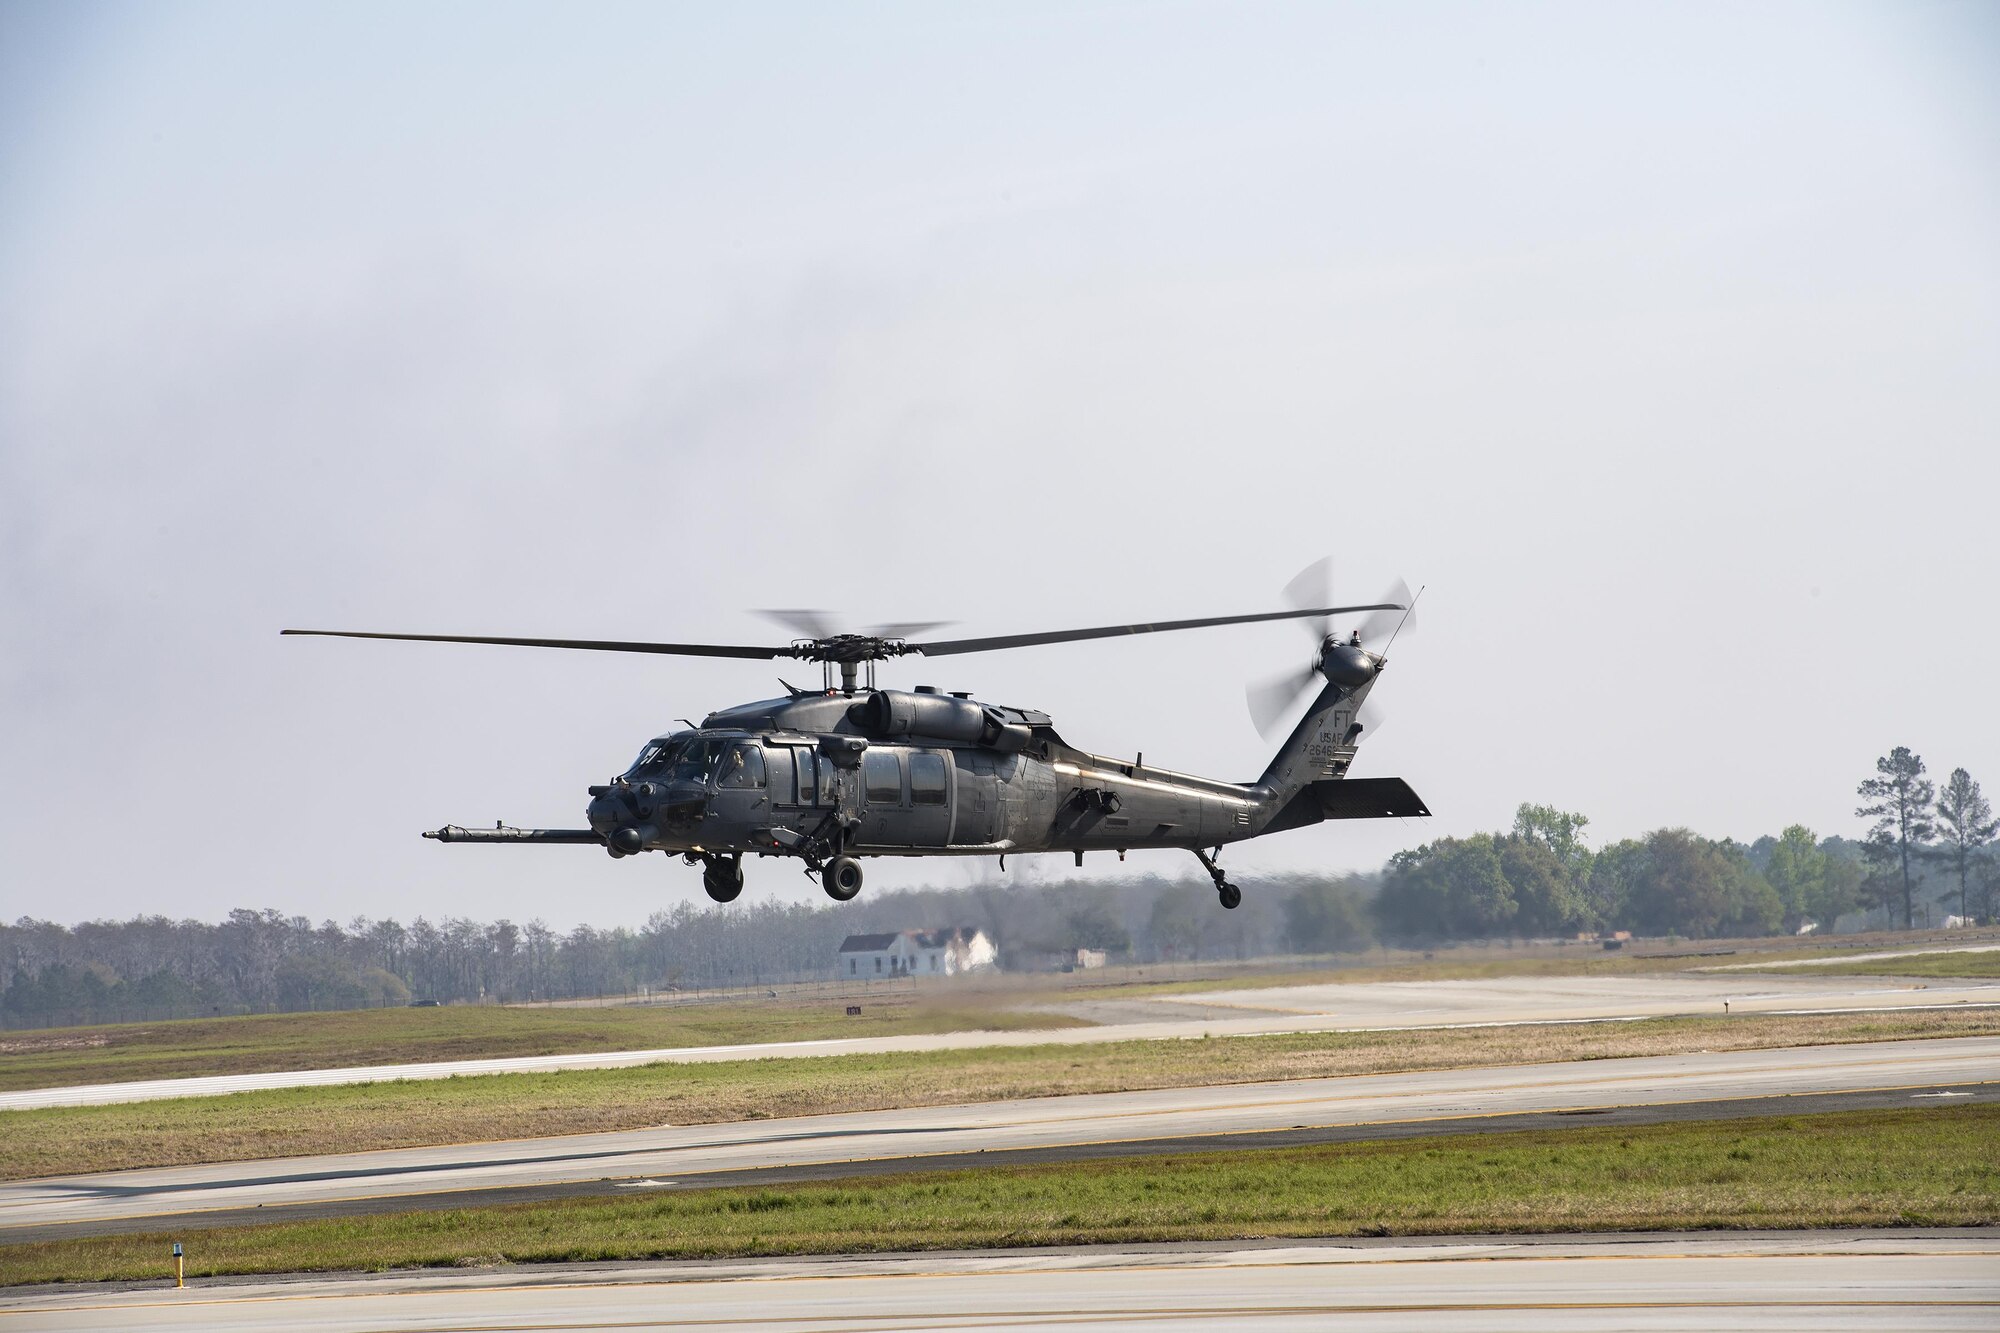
[[6, 751, 1994, 1028]]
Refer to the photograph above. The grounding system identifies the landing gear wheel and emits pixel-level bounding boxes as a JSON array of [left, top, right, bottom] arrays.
[[1192, 847, 1239, 909], [822, 855, 864, 902], [702, 857, 744, 904]]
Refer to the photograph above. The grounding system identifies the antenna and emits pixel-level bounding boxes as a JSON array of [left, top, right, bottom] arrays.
[[1379, 585, 1424, 659]]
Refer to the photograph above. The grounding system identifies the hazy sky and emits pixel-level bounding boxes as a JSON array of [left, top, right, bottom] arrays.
[[3, 1, 1996, 928]]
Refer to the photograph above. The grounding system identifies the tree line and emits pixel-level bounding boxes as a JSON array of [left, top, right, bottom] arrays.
[[4, 749, 1991, 1029], [1359, 749, 1995, 948]]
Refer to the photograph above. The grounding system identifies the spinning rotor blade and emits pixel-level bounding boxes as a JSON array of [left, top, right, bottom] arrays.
[[758, 611, 950, 642], [756, 608, 838, 640], [1247, 664, 1321, 740], [867, 620, 951, 640], [909, 603, 1400, 658], [278, 629, 787, 659], [1281, 556, 1337, 641], [1355, 579, 1415, 650], [1242, 563, 1417, 739]]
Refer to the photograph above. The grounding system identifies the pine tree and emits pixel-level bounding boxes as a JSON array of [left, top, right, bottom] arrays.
[[1855, 747, 1935, 930], [1934, 768, 1998, 925]]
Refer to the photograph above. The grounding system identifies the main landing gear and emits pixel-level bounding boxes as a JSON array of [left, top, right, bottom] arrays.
[[697, 854, 744, 904], [822, 855, 864, 902], [1193, 847, 1241, 910]]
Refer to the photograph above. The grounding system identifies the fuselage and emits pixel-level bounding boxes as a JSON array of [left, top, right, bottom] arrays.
[[584, 688, 1287, 859]]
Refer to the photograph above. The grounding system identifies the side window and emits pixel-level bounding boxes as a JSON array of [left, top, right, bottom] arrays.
[[668, 738, 724, 785], [864, 751, 902, 804], [717, 744, 765, 790], [794, 749, 818, 805], [910, 753, 948, 806]]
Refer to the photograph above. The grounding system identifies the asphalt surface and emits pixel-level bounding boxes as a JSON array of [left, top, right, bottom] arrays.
[[9, 972, 1998, 1110], [6, 1231, 1996, 1330], [6, 1036, 1994, 1242]]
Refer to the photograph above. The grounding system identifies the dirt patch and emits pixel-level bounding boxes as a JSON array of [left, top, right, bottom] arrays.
[[0, 1035, 111, 1056]]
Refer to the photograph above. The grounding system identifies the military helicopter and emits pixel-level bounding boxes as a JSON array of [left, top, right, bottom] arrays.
[[282, 564, 1428, 910]]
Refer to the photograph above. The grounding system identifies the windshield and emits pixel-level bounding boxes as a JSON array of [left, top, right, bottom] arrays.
[[626, 734, 733, 784], [625, 735, 688, 779]]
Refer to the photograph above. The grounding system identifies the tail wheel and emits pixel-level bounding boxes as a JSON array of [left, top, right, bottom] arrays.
[[823, 855, 864, 902], [1218, 882, 1242, 910]]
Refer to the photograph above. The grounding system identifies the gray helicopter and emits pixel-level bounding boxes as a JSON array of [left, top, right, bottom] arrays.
[[282, 566, 1427, 909]]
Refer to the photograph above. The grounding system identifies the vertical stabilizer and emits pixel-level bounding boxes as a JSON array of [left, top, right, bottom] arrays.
[[1255, 673, 1379, 810]]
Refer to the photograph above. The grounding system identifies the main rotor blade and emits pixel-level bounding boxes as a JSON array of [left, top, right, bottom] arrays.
[[755, 609, 838, 640], [867, 620, 952, 641], [280, 630, 789, 659], [909, 603, 1401, 658]]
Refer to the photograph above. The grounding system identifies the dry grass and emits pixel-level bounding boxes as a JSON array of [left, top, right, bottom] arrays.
[[0, 991, 1085, 1093], [3, 1104, 1991, 1286], [6, 1006, 1996, 1182], [1781, 950, 2000, 980]]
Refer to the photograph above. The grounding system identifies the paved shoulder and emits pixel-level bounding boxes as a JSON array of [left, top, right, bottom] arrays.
[[6, 1231, 1996, 1331]]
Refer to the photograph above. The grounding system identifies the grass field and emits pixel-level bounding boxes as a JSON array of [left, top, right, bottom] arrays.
[[1782, 949, 2000, 980], [2, 1104, 1990, 1286], [11, 928, 1994, 1094], [1057, 952, 1683, 999], [7, 1006, 1996, 1182], [0, 992, 1086, 1093]]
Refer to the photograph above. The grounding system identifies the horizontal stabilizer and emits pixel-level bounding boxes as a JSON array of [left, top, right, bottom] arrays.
[[1312, 777, 1430, 821], [423, 825, 603, 845]]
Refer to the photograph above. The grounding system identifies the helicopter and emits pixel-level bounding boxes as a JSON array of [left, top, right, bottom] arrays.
[[281, 565, 1429, 910]]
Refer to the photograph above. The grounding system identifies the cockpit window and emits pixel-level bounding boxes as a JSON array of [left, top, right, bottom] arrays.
[[666, 738, 726, 784], [717, 743, 766, 790], [626, 732, 729, 783], [626, 737, 684, 778]]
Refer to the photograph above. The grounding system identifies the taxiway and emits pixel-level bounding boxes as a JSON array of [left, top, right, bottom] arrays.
[[5, 1231, 1994, 1331]]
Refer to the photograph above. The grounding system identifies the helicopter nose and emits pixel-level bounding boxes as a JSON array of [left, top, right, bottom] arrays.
[[586, 787, 630, 833]]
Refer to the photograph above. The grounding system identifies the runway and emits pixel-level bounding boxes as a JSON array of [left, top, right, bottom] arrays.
[[5, 1232, 1995, 1330], [9, 972, 1998, 1111], [7, 1037, 1994, 1241]]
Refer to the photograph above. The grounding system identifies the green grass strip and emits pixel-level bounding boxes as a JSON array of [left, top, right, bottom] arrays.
[[8, 1008, 1999, 1183], [3, 1105, 1993, 1286], [1782, 951, 2000, 980]]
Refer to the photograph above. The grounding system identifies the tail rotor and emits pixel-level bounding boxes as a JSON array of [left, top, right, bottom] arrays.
[[1244, 561, 1415, 740]]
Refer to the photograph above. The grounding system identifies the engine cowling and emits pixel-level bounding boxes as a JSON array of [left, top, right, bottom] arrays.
[[852, 690, 1028, 750]]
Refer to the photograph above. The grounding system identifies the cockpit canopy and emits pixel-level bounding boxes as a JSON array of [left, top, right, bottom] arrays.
[[624, 733, 765, 789]]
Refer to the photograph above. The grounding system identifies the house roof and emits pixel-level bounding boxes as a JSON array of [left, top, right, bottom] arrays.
[[837, 928, 990, 953]]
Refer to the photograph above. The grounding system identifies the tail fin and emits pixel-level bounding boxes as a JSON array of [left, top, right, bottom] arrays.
[[1251, 673, 1427, 835], [1256, 674, 1378, 798]]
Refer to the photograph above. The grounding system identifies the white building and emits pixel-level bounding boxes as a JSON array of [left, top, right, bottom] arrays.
[[838, 927, 997, 978]]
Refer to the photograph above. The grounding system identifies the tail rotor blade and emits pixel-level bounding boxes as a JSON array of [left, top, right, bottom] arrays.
[[1281, 557, 1336, 641], [1247, 664, 1319, 739], [1356, 579, 1414, 650]]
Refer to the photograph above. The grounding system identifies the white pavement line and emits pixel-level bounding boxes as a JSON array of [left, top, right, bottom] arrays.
[[4, 1038, 1994, 1234], [2, 1236, 1997, 1332], [8, 976, 2000, 1111]]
